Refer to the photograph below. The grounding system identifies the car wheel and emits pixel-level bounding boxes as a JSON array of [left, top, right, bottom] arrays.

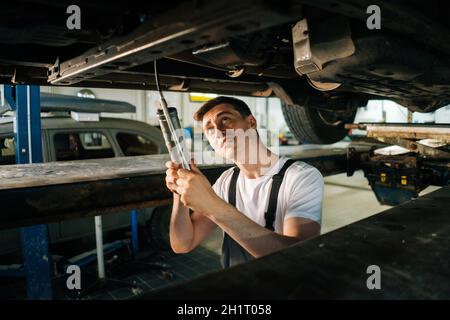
[[146, 205, 172, 251], [281, 96, 362, 144]]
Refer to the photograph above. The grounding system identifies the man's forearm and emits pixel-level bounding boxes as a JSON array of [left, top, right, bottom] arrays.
[[207, 200, 302, 258], [169, 193, 194, 253]]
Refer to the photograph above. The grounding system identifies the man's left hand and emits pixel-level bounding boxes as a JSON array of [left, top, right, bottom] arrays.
[[175, 160, 223, 215]]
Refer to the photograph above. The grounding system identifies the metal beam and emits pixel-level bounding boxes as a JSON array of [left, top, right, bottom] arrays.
[[140, 185, 450, 299], [346, 123, 450, 141], [48, 0, 303, 85], [0, 144, 372, 230]]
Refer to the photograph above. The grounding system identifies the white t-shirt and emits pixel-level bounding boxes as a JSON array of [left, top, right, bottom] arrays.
[[212, 156, 324, 233]]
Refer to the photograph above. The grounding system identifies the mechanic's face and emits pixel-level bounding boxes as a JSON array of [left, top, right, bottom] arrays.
[[202, 103, 257, 160]]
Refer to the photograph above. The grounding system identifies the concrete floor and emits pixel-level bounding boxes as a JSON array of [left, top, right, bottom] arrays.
[[321, 170, 390, 234], [322, 170, 439, 234]]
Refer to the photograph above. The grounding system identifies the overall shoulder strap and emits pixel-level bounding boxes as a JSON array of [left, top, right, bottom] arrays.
[[228, 166, 240, 206], [264, 159, 296, 231]]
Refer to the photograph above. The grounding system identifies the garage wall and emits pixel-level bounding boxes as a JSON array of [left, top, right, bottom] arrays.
[[355, 99, 450, 123], [41, 86, 289, 131], [41, 86, 450, 136]]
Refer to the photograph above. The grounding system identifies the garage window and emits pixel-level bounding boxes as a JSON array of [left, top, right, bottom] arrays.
[[116, 132, 158, 156], [0, 136, 15, 165], [54, 132, 115, 161]]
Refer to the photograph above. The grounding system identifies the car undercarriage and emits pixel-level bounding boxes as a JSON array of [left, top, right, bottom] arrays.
[[0, 0, 449, 143]]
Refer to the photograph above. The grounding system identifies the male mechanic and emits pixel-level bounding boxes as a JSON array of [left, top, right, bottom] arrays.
[[165, 96, 323, 268]]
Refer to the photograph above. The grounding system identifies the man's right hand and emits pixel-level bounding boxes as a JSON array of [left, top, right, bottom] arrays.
[[165, 161, 181, 194]]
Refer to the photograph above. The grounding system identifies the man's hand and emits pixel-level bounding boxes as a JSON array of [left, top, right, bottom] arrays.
[[165, 161, 181, 194], [175, 160, 223, 214]]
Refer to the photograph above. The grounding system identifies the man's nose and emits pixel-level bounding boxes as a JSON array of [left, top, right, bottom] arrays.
[[209, 121, 223, 132], [211, 128, 226, 139]]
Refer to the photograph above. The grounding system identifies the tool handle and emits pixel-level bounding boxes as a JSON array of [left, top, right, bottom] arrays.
[[157, 106, 191, 170]]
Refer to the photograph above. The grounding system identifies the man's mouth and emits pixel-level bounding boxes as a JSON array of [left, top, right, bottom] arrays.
[[219, 137, 227, 148]]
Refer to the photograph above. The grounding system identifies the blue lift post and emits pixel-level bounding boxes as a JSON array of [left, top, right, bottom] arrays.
[[0, 85, 24, 278], [130, 209, 139, 257], [13, 85, 53, 299]]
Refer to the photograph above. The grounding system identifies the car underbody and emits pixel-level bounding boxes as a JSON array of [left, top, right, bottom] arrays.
[[0, 0, 449, 143]]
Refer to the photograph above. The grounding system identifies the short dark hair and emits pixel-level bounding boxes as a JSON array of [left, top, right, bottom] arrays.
[[193, 96, 252, 121]]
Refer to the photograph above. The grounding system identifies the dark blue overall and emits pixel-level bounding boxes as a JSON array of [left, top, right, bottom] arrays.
[[221, 159, 296, 268]]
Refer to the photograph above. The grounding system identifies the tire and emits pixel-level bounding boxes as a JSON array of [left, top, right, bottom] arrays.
[[281, 97, 360, 144], [146, 205, 172, 251]]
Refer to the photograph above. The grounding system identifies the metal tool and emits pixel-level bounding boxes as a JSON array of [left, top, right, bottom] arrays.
[[154, 60, 191, 170]]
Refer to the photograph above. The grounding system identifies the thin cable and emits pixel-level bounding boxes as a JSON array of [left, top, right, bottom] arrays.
[[154, 60, 163, 99]]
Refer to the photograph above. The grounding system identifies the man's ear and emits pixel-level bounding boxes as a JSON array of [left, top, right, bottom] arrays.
[[248, 115, 257, 129]]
